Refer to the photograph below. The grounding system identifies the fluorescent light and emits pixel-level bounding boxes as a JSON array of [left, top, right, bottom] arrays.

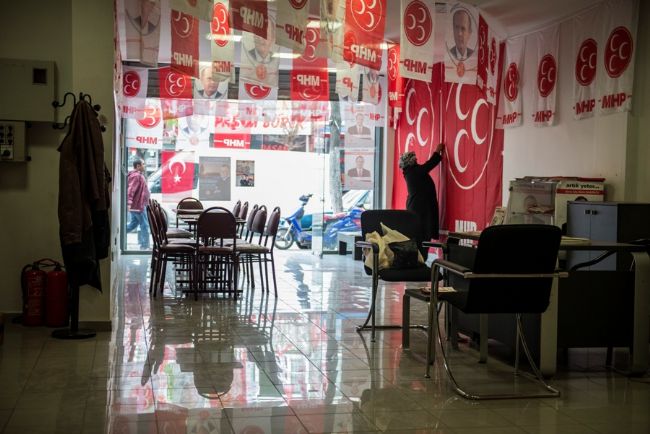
[[204, 34, 242, 42], [272, 52, 301, 59], [306, 21, 321, 28]]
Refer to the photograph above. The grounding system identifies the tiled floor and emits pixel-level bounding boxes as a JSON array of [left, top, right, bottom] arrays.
[[1, 251, 649, 433]]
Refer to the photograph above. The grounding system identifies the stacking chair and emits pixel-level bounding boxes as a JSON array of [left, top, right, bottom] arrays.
[[176, 197, 203, 228], [232, 200, 241, 220], [149, 199, 192, 239], [237, 201, 250, 237], [194, 207, 239, 300], [356, 210, 438, 342], [403, 224, 565, 400], [236, 206, 267, 291]]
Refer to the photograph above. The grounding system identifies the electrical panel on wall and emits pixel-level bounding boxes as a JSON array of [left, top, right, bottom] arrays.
[[0, 121, 27, 162], [0, 58, 56, 122]]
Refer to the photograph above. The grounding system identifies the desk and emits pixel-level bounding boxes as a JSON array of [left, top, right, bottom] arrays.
[[449, 232, 650, 376]]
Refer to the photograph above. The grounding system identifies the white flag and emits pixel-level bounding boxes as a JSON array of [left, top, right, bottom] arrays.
[[477, 15, 500, 105], [496, 37, 525, 129], [276, 0, 310, 53], [120, 0, 162, 66], [399, 0, 436, 82], [444, 2, 479, 84], [598, 0, 639, 115], [124, 99, 164, 149], [336, 61, 361, 102], [170, 0, 213, 21], [572, 5, 600, 120], [532, 24, 559, 127], [320, 0, 345, 63], [120, 66, 149, 119]]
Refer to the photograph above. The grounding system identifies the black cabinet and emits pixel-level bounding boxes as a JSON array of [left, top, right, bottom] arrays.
[[567, 202, 650, 270]]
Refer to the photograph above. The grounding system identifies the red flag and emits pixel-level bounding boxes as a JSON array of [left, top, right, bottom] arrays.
[[291, 27, 329, 101], [171, 10, 199, 77], [161, 151, 195, 199], [159, 66, 193, 99], [343, 0, 386, 70], [387, 44, 404, 127], [230, 0, 268, 39]]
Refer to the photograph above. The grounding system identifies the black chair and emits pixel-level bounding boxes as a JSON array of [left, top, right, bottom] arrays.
[[176, 197, 203, 228], [356, 210, 438, 342], [403, 224, 565, 400]]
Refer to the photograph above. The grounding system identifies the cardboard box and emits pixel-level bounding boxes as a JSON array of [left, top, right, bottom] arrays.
[[554, 179, 605, 229]]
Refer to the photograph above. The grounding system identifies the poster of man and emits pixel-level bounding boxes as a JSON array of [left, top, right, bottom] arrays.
[[343, 150, 374, 190], [194, 65, 229, 100], [343, 105, 374, 148], [236, 160, 255, 187], [239, 15, 280, 88], [176, 115, 212, 150], [445, 3, 478, 82], [199, 157, 231, 201]]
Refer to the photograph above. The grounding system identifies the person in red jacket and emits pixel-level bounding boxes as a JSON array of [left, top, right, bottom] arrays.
[[126, 159, 151, 249]]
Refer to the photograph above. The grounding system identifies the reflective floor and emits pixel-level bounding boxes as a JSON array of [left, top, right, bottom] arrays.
[[1, 251, 649, 433]]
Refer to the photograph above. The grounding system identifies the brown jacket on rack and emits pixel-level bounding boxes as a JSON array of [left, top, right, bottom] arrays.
[[58, 100, 111, 290]]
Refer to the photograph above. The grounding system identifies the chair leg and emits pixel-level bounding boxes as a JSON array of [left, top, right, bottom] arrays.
[[270, 253, 278, 297], [425, 267, 440, 378], [402, 293, 411, 349], [149, 254, 157, 296], [479, 314, 488, 364]]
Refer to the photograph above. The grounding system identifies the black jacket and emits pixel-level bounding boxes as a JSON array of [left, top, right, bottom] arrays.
[[402, 152, 442, 242]]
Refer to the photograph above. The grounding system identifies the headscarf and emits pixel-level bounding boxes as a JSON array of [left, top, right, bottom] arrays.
[[399, 151, 417, 170]]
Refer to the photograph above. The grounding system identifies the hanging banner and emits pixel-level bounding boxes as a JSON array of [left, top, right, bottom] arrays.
[[120, 66, 149, 118], [238, 81, 278, 102], [230, 0, 268, 39], [176, 115, 213, 150], [477, 15, 499, 104], [194, 19, 230, 102], [291, 27, 330, 101], [214, 133, 252, 149], [121, 0, 161, 66], [210, 0, 236, 82], [161, 98, 194, 119], [320, 0, 346, 62], [170, 0, 213, 21], [387, 44, 404, 128], [598, 0, 638, 115], [336, 61, 361, 102], [343, 0, 386, 70], [399, 0, 436, 82], [572, 6, 599, 120], [444, 2, 479, 84], [276, 0, 310, 52], [239, 12, 280, 88], [124, 99, 163, 148], [159, 66, 193, 99], [369, 74, 388, 127], [161, 151, 196, 202], [361, 68, 382, 105], [170, 10, 199, 77], [496, 37, 524, 128], [532, 24, 559, 127]]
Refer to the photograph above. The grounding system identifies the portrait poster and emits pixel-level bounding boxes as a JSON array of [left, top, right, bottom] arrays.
[[236, 160, 255, 187], [199, 156, 231, 201], [444, 2, 479, 84], [343, 148, 374, 190]]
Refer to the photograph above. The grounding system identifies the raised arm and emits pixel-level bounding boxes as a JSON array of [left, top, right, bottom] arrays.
[[422, 143, 445, 172]]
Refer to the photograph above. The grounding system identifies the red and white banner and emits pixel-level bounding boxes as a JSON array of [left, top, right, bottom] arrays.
[[170, 0, 212, 21], [392, 64, 504, 236], [387, 44, 404, 128], [120, 0, 161, 66], [598, 0, 638, 115], [210, 0, 236, 82], [230, 0, 268, 39], [399, 0, 436, 82], [343, 0, 386, 70], [572, 6, 599, 120], [161, 98, 194, 119], [276, 0, 310, 52], [336, 61, 361, 102], [176, 115, 213, 150], [366, 74, 387, 126], [476, 15, 499, 105], [291, 27, 330, 101], [239, 14, 280, 88], [195, 19, 230, 101], [120, 66, 148, 118], [361, 68, 382, 105], [214, 133, 252, 149], [124, 99, 163, 148], [171, 10, 199, 77], [161, 151, 196, 201], [532, 24, 559, 127], [159, 66, 193, 99], [444, 2, 479, 84], [497, 37, 524, 128], [320, 0, 346, 62]]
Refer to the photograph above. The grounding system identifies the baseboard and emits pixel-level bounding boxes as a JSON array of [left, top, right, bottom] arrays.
[[78, 321, 112, 332]]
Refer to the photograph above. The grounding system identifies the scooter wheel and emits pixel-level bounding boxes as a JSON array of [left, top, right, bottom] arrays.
[[275, 228, 294, 250]]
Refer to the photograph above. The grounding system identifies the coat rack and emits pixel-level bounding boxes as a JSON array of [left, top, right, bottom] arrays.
[[52, 92, 106, 132]]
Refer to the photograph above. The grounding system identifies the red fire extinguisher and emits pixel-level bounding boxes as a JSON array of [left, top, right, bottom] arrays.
[[46, 263, 68, 327], [21, 262, 47, 326], [21, 259, 68, 327]]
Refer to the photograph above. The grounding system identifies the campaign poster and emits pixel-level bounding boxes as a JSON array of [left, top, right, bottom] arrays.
[[236, 160, 255, 187], [199, 156, 231, 201]]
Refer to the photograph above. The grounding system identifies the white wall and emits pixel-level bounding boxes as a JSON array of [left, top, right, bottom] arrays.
[[502, 19, 630, 202]]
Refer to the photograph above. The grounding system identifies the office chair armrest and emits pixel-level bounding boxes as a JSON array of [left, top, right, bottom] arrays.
[[463, 271, 569, 279], [356, 240, 379, 253], [433, 259, 471, 276]]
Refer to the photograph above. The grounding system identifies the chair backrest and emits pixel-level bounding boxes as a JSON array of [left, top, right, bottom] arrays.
[[238, 201, 249, 220], [196, 207, 237, 244], [461, 224, 562, 314], [263, 207, 281, 248], [177, 197, 203, 210], [232, 200, 241, 218], [242, 204, 259, 238], [360, 210, 424, 246], [248, 205, 267, 243]]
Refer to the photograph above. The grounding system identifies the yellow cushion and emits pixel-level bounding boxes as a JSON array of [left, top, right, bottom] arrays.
[[363, 231, 391, 270], [380, 223, 425, 264]]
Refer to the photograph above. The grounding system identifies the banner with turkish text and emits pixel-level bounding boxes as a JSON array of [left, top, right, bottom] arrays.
[[291, 27, 330, 101], [210, 0, 236, 82], [120, 66, 149, 118], [496, 37, 524, 128], [120, 0, 161, 66], [477, 15, 499, 104], [320, 0, 346, 62], [598, 0, 638, 115], [444, 2, 479, 84], [399, 0, 436, 82], [343, 0, 386, 70], [214, 133, 252, 149], [532, 24, 559, 127], [230, 0, 268, 38], [170, 0, 212, 21], [276, 0, 310, 52], [124, 99, 163, 148], [170, 10, 199, 77], [161, 151, 196, 202], [336, 61, 361, 102]]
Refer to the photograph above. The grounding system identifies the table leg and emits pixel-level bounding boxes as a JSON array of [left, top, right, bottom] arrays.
[[631, 252, 650, 375], [540, 272, 559, 377]]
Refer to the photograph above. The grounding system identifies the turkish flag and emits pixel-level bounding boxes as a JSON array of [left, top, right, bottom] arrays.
[[161, 151, 195, 200]]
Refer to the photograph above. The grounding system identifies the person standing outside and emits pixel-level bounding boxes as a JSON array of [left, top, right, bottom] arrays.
[[399, 143, 445, 256], [127, 159, 151, 249]]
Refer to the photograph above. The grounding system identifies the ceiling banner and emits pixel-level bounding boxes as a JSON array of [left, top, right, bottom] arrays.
[[342, 0, 386, 70], [210, 0, 236, 82], [229, 0, 268, 39], [444, 2, 479, 84], [320, 0, 346, 62], [291, 27, 330, 101], [496, 37, 524, 129], [532, 24, 559, 127], [170, 0, 213, 21], [477, 14, 500, 105], [121, 0, 162, 66], [276, 0, 310, 53], [170, 9, 199, 77], [399, 0, 436, 82]]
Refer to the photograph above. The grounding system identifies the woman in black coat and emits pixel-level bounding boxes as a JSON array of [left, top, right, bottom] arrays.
[[399, 143, 445, 252]]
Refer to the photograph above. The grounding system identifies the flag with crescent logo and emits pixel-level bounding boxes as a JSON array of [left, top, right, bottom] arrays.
[[161, 151, 196, 201], [120, 0, 162, 66], [230, 0, 268, 39], [399, 0, 436, 82], [170, 0, 213, 21], [291, 27, 329, 101], [320, 0, 346, 63], [476, 14, 500, 105], [597, 0, 638, 115], [120, 66, 149, 119], [387, 44, 404, 128], [532, 24, 559, 127], [276, 0, 310, 53], [239, 10, 280, 88], [496, 37, 524, 129], [210, 0, 236, 82], [444, 2, 479, 84], [572, 5, 600, 120], [343, 0, 386, 70], [361, 68, 382, 105], [124, 99, 164, 148], [170, 9, 199, 77]]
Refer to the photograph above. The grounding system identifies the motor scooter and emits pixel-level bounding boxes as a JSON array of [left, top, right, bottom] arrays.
[[276, 194, 313, 250]]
